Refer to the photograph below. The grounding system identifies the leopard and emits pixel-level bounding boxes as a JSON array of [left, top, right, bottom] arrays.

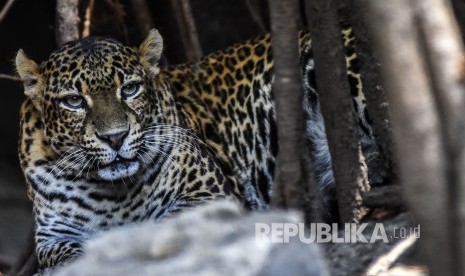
[[16, 30, 245, 270], [16, 26, 381, 270]]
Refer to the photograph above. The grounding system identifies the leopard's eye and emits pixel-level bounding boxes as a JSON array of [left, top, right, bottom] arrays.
[[121, 82, 141, 98], [62, 96, 85, 109]]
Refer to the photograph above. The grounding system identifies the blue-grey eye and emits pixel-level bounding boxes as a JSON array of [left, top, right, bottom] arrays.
[[121, 82, 141, 98], [63, 95, 85, 109]]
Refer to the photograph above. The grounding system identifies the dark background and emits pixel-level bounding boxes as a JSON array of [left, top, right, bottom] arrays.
[[0, 0, 269, 268]]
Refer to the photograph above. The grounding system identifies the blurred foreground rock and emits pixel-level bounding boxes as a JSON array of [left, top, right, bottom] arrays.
[[51, 201, 327, 276]]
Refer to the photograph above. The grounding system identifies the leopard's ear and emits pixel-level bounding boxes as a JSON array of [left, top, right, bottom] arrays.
[[15, 49, 43, 99], [139, 29, 163, 76]]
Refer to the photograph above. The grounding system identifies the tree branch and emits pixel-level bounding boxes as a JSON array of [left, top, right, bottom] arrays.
[[0, 74, 21, 82], [0, 0, 17, 24], [362, 185, 404, 209], [305, 0, 369, 223], [349, 0, 394, 183], [269, 0, 322, 222], [412, 0, 465, 273], [82, 0, 95, 37], [365, 0, 454, 274], [55, 0, 80, 46]]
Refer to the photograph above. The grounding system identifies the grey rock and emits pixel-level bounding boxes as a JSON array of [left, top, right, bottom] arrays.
[[52, 200, 327, 276]]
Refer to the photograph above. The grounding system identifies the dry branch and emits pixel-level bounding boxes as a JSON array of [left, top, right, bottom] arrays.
[[0, 74, 21, 82], [305, 0, 369, 223], [362, 186, 404, 209], [82, 0, 95, 37], [268, 0, 322, 222], [56, 0, 80, 45], [0, 0, 17, 24], [365, 236, 418, 276], [365, 0, 454, 274], [82, 0, 129, 43], [170, 0, 203, 61]]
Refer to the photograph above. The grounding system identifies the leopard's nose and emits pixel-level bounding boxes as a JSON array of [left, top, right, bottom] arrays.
[[96, 129, 129, 151]]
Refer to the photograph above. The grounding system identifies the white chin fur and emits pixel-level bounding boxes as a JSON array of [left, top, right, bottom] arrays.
[[97, 161, 140, 181]]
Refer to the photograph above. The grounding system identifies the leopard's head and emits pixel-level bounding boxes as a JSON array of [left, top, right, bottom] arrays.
[[16, 29, 177, 181]]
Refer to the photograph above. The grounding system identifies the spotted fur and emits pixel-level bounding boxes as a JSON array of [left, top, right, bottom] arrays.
[[166, 28, 380, 207], [17, 27, 379, 269]]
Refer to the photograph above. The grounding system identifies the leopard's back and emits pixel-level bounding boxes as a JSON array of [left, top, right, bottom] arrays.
[[163, 27, 380, 209]]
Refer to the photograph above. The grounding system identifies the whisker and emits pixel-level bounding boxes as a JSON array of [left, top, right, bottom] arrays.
[[86, 157, 97, 180], [71, 154, 92, 181], [145, 139, 204, 166], [43, 149, 85, 185], [141, 145, 176, 165], [143, 125, 220, 160]]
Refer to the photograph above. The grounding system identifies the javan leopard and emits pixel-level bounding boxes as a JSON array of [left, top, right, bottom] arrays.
[[16, 27, 380, 270]]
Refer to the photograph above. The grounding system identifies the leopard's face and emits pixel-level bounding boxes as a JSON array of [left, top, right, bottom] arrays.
[[17, 31, 171, 181]]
